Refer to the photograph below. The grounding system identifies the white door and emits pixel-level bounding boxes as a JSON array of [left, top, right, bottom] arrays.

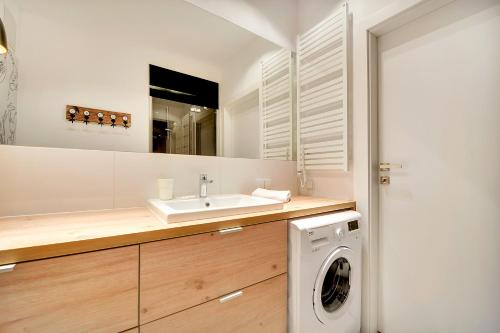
[[377, 0, 500, 332]]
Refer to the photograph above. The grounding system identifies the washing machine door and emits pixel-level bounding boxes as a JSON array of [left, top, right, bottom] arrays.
[[313, 246, 355, 324]]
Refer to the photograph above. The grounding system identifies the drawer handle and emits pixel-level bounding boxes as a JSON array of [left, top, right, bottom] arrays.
[[0, 264, 15, 273], [219, 291, 243, 304], [218, 227, 243, 235]]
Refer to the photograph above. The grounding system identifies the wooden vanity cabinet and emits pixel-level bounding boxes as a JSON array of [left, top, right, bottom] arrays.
[[140, 220, 287, 325], [0, 219, 289, 332], [0, 246, 139, 333], [141, 273, 287, 333]]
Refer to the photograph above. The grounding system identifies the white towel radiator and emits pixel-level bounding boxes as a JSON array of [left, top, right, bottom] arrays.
[[297, 3, 349, 172], [260, 48, 294, 161]]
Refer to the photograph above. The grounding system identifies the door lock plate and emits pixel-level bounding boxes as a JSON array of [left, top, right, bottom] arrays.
[[379, 175, 390, 184]]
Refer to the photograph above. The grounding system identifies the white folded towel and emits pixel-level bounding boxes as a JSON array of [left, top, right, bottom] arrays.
[[251, 188, 291, 203]]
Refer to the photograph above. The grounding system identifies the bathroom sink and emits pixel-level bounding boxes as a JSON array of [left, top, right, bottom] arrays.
[[148, 194, 284, 223]]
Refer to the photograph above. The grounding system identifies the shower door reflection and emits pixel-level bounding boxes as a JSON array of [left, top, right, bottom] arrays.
[[151, 98, 216, 156]]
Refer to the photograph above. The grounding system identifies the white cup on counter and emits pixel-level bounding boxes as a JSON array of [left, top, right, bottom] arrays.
[[158, 178, 174, 200]]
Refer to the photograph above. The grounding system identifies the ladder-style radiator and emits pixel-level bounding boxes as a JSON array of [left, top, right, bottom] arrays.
[[261, 49, 294, 161], [297, 4, 348, 171]]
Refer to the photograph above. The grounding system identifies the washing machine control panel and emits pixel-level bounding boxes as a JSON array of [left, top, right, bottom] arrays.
[[306, 227, 332, 252], [348, 220, 359, 231], [305, 219, 360, 252]]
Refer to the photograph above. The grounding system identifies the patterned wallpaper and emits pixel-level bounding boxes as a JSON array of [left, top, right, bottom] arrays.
[[0, 50, 17, 145]]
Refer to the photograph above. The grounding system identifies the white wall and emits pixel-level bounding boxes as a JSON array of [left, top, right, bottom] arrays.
[[222, 89, 260, 159], [229, 104, 260, 159], [220, 37, 279, 105], [185, 0, 297, 50], [0, 144, 297, 216], [297, 0, 345, 34]]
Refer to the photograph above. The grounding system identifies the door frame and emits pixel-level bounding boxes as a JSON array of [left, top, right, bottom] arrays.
[[353, 0, 457, 332]]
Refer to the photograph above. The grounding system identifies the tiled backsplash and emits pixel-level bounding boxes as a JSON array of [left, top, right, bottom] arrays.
[[0, 145, 297, 216]]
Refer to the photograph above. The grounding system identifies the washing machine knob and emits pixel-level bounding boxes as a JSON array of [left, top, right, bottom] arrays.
[[336, 228, 345, 239]]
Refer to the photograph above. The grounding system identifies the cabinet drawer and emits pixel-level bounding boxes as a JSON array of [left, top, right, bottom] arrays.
[[0, 246, 139, 333], [140, 220, 287, 324], [141, 274, 287, 333]]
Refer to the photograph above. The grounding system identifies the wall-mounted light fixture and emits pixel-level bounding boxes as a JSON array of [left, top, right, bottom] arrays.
[[0, 18, 8, 54]]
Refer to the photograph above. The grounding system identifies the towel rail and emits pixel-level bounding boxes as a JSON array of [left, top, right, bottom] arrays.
[[297, 3, 348, 172], [261, 49, 294, 161]]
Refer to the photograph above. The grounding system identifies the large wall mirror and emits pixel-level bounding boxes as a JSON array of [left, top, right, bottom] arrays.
[[1, 0, 296, 161]]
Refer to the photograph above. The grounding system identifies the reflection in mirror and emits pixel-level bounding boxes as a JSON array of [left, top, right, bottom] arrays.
[[220, 42, 296, 161], [222, 90, 260, 159], [151, 98, 216, 156], [260, 50, 295, 161], [149, 64, 218, 156], [3, 0, 296, 160]]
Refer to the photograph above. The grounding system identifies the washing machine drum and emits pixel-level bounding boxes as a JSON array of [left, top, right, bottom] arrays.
[[313, 246, 355, 324]]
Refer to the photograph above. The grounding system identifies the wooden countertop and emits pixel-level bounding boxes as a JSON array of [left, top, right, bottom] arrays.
[[0, 196, 355, 265]]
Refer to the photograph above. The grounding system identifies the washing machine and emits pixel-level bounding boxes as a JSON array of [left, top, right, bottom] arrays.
[[289, 210, 362, 333]]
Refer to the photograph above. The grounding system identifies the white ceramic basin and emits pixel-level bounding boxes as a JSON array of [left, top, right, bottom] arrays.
[[148, 194, 284, 223]]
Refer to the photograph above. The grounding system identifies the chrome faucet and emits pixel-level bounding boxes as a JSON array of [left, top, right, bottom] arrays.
[[199, 173, 213, 198]]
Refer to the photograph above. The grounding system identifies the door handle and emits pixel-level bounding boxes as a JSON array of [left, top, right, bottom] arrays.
[[379, 162, 402, 172], [0, 264, 15, 273], [379, 163, 402, 184], [219, 227, 243, 235], [219, 290, 243, 304]]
